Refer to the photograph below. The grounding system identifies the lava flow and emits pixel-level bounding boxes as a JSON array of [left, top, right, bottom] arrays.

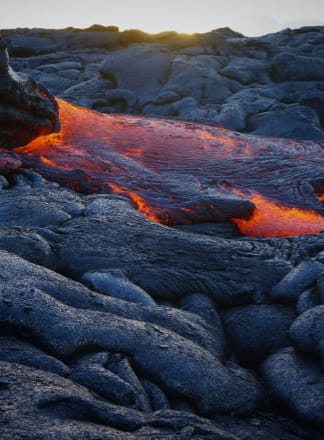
[[10, 98, 324, 237]]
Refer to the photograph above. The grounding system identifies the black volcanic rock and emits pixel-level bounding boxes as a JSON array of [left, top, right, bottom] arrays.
[[4, 25, 324, 140], [0, 336, 69, 376], [81, 269, 156, 306], [271, 52, 324, 82], [53, 196, 290, 303], [8, 33, 59, 56], [220, 57, 269, 85], [296, 288, 320, 313], [221, 304, 296, 366], [0, 172, 322, 438], [0, 171, 83, 227], [0, 361, 240, 439], [270, 259, 323, 304], [0, 36, 59, 148], [67, 30, 120, 50], [0, 250, 265, 416], [290, 305, 324, 362], [100, 46, 171, 108], [248, 104, 324, 140], [261, 347, 324, 429]]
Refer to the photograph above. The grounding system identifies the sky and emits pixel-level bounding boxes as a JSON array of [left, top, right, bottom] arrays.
[[1, 0, 324, 37]]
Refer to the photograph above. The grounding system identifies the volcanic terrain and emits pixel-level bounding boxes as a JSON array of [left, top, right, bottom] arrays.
[[0, 25, 323, 440]]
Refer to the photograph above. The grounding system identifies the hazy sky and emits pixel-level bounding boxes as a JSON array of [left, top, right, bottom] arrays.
[[1, 0, 324, 36]]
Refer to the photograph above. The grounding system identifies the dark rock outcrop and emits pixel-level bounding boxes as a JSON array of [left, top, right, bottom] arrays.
[[0, 36, 59, 148]]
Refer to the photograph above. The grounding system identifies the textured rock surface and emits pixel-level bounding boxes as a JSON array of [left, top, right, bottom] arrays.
[[261, 347, 324, 429], [0, 252, 265, 416], [290, 305, 324, 362], [0, 171, 322, 438], [270, 260, 323, 303], [221, 305, 296, 366], [3, 25, 324, 139]]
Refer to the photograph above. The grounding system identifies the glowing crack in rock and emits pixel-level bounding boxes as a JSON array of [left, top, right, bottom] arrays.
[[10, 99, 324, 237]]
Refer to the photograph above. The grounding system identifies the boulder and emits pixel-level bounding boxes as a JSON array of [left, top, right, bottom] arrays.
[[0, 177, 83, 227], [289, 305, 324, 362], [221, 305, 296, 366], [213, 104, 246, 130], [248, 104, 324, 140], [180, 293, 227, 358], [279, 81, 324, 106], [220, 57, 269, 85], [0, 38, 60, 148], [270, 260, 323, 304], [271, 52, 324, 82], [224, 86, 280, 116], [215, 87, 279, 131], [100, 46, 171, 107], [296, 288, 321, 314], [261, 347, 324, 429], [60, 77, 115, 108], [81, 269, 156, 306], [160, 55, 233, 104], [104, 89, 137, 113]]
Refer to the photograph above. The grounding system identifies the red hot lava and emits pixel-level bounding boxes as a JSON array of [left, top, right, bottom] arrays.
[[11, 99, 324, 237]]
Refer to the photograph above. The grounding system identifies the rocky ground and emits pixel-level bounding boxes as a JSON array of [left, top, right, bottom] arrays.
[[2, 24, 324, 140], [0, 25, 324, 439]]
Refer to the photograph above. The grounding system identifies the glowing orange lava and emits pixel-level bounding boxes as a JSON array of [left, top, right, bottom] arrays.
[[108, 182, 161, 222], [232, 193, 324, 237], [10, 98, 324, 238]]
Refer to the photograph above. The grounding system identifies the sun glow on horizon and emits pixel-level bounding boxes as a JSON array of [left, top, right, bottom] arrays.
[[1, 0, 324, 37]]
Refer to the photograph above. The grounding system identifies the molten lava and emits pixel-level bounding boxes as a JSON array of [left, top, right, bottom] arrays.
[[8, 99, 324, 237], [232, 193, 324, 237]]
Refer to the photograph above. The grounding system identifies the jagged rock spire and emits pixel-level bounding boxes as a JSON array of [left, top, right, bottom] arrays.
[[0, 34, 9, 75], [0, 35, 60, 148]]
